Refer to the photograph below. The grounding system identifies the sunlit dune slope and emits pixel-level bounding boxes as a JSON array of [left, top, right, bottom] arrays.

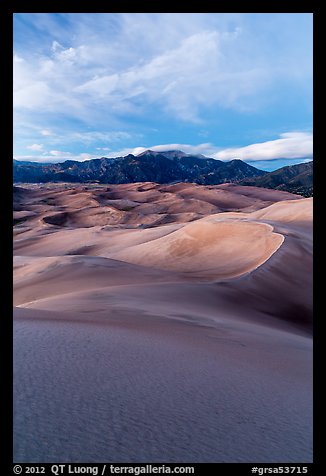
[[111, 220, 284, 277]]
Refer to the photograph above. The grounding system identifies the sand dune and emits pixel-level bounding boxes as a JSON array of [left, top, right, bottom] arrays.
[[251, 197, 313, 224], [111, 220, 284, 277], [13, 182, 312, 328], [13, 255, 180, 307], [13, 182, 313, 462]]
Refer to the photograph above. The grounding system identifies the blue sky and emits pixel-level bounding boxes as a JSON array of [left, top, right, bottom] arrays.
[[13, 13, 313, 171]]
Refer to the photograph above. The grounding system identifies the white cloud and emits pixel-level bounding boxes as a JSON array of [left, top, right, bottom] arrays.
[[22, 129, 137, 147], [51, 41, 62, 53], [27, 143, 44, 151], [79, 153, 93, 160], [70, 131, 134, 144], [50, 150, 73, 156], [13, 44, 91, 116], [14, 151, 94, 163], [13, 18, 276, 123], [101, 143, 215, 158], [213, 132, 313, 161], [15, 130, 313, 164], [51, 41, 82, 63], [18, 132, 313, 163], [40, 129, 54, 136], [103, 132, 313, 161], [75, 30, 269, 122], [13, 54, 24, 63], [134, 143, 214, 156], [14, 80, 52, 109], [13, 14, 312, 160]]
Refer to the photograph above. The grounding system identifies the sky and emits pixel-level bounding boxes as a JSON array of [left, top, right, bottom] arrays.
[[13, 13, 313, 171]]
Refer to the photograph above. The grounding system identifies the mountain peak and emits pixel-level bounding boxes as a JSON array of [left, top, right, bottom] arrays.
[[137, 149, 189, 159]]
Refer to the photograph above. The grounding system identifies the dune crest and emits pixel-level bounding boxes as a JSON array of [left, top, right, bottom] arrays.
[[111, 219, 284, 278], [251, 197, 312, 223]]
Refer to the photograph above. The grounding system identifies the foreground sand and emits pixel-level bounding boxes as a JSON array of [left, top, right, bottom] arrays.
[[13, 182, 313, 462]]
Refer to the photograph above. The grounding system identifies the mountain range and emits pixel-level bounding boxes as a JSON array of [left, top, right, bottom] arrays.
[[239, 161, 313, 197], [13, 150, 264, 185], [13, 150, 313, 196]]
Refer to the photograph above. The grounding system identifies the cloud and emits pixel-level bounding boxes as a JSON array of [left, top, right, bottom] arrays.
[[14, 151, 94, 163], [99, 144, 213, 158], [104, 132, 313, 161], [70, 131, 135, 144], [49, 150, 72, 156], [13, 14, 291, 123], [27, 143, 44, 151], [13, 14, 312, 163], [13, 43, 91, 116], [18, 126, 137, 146], [213, 132, 313, 161], [75, 30, 270, 122], [40, 129, 55, 136], [15, 130, 313, 165], [133, 143, 214, 156], [13, 54, 24, 63], [79, 153, 93, 160]]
